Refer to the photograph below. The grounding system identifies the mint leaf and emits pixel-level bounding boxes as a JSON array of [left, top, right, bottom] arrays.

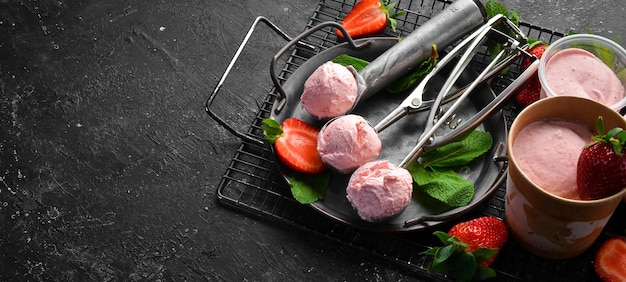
[[407, 130, 492, 207], [510, 10, 520, 26], [484, 1, 519, 75], [408, 163, 475, 207], [386, 44, 439, 93], [485, 1, 509, 19], [331, 54, 370, 72], [421, 130, 493, 170], [289, 171, 331, 204]]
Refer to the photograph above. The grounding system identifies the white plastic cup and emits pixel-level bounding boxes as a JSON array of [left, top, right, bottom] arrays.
[[538, 34, 626, 112]]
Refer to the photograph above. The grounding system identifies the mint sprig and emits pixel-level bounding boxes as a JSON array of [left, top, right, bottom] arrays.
[[331, 54, 371, 72], [421, 130, 493, 170], [484, 1, 520, 75], [409, 163, 474, 207], [408, 130, 493, 207]]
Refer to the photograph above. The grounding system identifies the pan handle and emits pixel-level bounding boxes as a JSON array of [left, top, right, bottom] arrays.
[[269, 21, 371, 114], [205, 16, 313, 144]]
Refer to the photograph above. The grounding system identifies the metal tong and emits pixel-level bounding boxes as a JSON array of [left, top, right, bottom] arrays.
[[372, 14, 537, 169]]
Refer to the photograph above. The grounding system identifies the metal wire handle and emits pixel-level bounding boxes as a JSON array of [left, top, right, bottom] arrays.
[[205, 16, 314, 145]]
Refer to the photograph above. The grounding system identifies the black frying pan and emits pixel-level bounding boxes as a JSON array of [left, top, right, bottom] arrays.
[[269, 35, 508, 232]]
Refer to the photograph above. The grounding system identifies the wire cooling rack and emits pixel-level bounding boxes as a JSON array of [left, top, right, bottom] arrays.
[[210, 0, 614, 280]]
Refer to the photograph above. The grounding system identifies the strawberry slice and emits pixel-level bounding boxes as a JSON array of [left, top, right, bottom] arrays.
[[595, 237, 626, 282], [336, 0, 404, 39], [577, 116, 626, 200], [262, 118, 326, 174]]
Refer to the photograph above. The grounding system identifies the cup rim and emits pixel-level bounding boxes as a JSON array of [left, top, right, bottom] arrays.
[[538, 34, 626, 111]]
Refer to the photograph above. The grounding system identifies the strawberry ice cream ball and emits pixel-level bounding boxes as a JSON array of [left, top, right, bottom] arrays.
[[301, 61, 358, 119], [317, 114, 381, 173], [346, 160, 413, 222]]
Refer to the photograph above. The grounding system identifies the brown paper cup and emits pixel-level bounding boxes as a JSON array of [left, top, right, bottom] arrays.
[[506, 96, 626, 259]]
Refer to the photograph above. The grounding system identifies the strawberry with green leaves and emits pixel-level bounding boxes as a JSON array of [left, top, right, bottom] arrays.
[[577, 116, 626, 200], [423, 216, 509, 281], [262, 118, 326, 174], [514, 40, 548, 107], [335, 0, 404, 39]]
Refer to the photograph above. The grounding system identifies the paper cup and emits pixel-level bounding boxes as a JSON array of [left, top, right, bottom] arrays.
[[506, 96, 626, 259]]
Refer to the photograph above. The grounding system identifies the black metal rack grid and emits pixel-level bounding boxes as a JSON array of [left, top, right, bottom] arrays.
[[212, 0, 614, 281]]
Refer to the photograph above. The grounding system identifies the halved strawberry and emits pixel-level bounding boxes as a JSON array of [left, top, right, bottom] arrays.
[[514, 41, 548, 107], [335, 0, 404, 39], [577, 116, 626, 200], [423, 216, 509, 281], [595, 237, 626, 282], [262, 118, 326, 174]]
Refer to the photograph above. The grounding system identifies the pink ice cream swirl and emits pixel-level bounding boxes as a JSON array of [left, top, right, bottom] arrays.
[[346, 160, 413, 222], [301, 61, 359, 120], [317, 114, 381, 174]]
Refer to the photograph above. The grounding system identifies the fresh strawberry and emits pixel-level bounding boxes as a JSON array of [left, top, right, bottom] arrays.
[[447, 216, 509, 266], [423, 216, 509, 281], [594, 237, 626, 282], [577, 116, 626, 200], [514, 76, 542, 107], [262, 118, 326, 174], [514, 41, 548, 107], [520, 41, 548, 71], [335, 0, 404, 39]]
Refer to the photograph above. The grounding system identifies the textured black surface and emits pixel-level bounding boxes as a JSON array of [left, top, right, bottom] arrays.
[[2, 0, 625, 281]]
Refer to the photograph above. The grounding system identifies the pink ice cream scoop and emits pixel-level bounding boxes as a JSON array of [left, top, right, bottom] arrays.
[[346, 160, 413, 222], [317, 114, 381, 173], [301, 61, 359, 119]]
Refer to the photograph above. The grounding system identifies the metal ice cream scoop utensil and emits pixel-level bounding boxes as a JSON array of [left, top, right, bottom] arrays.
[[269, 0, 487, 114], [390, 14, 537, 169]]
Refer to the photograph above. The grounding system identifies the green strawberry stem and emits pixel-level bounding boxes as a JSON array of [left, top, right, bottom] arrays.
[[590, 116, 626, 156], [261, 118, 283, 144], [422, 231, 498, 281]]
